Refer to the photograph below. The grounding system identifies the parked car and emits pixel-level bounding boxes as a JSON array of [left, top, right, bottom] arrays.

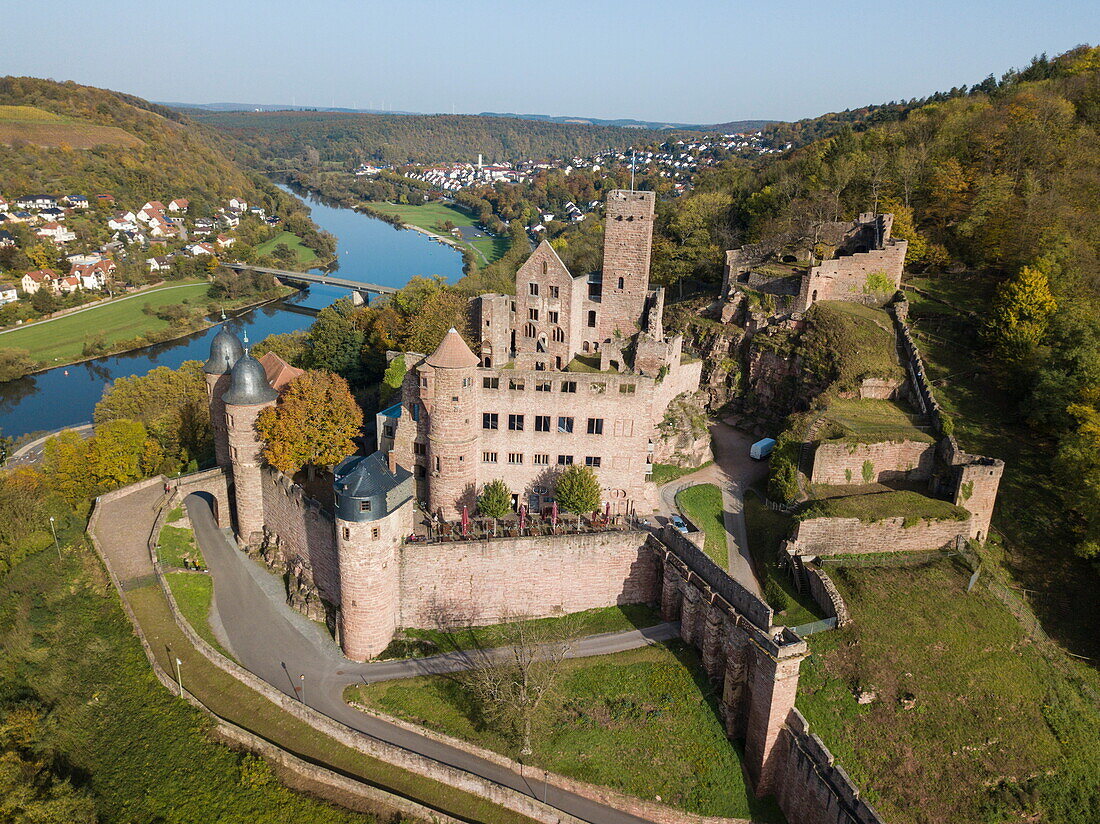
[[670, 514, 689, 534], [750, 437, 777, 460]]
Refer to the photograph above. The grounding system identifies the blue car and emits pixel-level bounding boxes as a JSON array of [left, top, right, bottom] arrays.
[[670, 514, 689, 534]]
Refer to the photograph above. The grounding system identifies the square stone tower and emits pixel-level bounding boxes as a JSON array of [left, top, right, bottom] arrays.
[[598, 190, 655, 342]]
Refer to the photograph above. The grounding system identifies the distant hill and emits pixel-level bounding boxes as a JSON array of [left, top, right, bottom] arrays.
[[478, 112, 776, 132], [188, 110, 701, 168], [0, 77, 319, 222]]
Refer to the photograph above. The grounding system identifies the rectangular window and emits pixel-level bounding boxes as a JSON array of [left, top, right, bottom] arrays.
[[535, 415, 550, 432], [534, 453, 549, 465], [462, 377, 472, 387], [342, 527, 350, 540], [558, 416, 574, 433], [509, 378, 525, 391], [482, 451, 498, 463], [420, 376, 428, 388], [560, 380, 577, 393], [557, 454, 574, 466], [529, 282, 539, 296], [590, 382, 605, 394], [383, 425, 394, 438], [587, 310, 597, 328], [371, 527, 380, 539], [619, 383, 636, 394], [413, 442, 426, 456], [434, 457, 440, 471], [585, 456, 602, 467], [549, 285, 559, 299], [411, 403, 421, 422], [535, 381, 551, 392], [482, 412, 498, 430], [508, 414, 525, 431], [547, 311, 559, 324], [528, 308, 539, 321], [483, 376, 499, 389], [508, 452, 523, 464], [587, 418, 604, 435], [360, 500, 372, 512]]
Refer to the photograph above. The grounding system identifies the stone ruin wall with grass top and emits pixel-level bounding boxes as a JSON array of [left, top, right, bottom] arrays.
[[790, 513, 971, 557], [810, 439, 936, 486]]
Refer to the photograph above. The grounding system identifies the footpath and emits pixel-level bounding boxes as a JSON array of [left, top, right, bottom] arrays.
[[90, 480, 749, 824]]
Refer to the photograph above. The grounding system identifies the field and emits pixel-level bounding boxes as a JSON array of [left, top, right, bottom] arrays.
[[820, 397, 934, 444], [164, 571, 228, 656], [0, 104, 143, 149], [254, 230, 320, 267], [382, 604, 662, 659], [674, 483, 728, 568], [649, 460, 712, 486], [156, 521, 204, 568], [0, 280, 210, 364], [796, 559, 1100, 823], [367, 202, 511, 265], [798, 489, 969, 522], [349, 642, 783, 821]]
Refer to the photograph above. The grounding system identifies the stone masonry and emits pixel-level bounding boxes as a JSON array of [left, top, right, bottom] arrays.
[[811, 439, 935, 486], [790, 513, 971, 556]]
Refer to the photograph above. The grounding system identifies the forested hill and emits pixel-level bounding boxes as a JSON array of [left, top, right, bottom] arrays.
[[186, 109, 696, 168], [666, 45, 1100, 563], [0, 77, 317, 222]]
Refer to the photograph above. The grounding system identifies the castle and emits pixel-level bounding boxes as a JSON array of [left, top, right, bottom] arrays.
[[202, 190, 700, 661]]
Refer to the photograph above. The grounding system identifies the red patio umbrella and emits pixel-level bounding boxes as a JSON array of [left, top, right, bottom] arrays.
[[461, 505, 469, 537], [551, 501, 558, 527], [519, 504, 527, 530], [604, 502, 611, 521]]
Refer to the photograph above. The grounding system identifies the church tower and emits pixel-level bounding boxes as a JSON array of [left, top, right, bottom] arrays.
[[598, 189, 655, 342]]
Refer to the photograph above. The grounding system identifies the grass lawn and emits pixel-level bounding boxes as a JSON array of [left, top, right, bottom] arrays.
[[367, 202, 510, 265], [254, 230, 320, 267], [650, 461, 713, 486], [381, 604, 662, 660], [674, 483, 728, 569], [820, 397, 933, 444], [0, 280, 210, 364], [157, 523, 204, 568], [808, 301, 904, 390], [799, 489, 969, 523], [348, 642, 784, 822], [743, 496, 820, 626], [164, 571, 228, 657], [797, 559, 1100, 824]]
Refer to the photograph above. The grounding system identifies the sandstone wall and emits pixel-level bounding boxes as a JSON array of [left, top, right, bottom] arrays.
[[792, 514, 969, 556], [811, 439, 935, 486], [398, 530, 658, 628], [260, 468, 340, 604], [798, 241, 907, 312], [803, 565, 850, 626]]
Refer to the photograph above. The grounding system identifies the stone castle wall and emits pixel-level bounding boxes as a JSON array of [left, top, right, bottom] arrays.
[[599, 190, 655, 341], [398, 530, 658, 628], [797, 241, 907, 312], [260, 468, 340, 603], [791, 514, 970, 556], [226, 399, 275, 546], [811, 439, 935, 486]]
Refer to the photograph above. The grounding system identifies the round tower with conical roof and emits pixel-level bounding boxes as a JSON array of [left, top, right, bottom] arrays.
[[203, 327, 244, 468], [333, 452, 414, 659], [222, 349, 278, 547], [422, 328, 479, 520]]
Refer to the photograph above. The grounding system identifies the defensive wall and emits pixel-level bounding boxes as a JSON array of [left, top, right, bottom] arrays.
[[810, 439, 935, 486], [790, 514, 971, 557], [796, 242, 907, 312]]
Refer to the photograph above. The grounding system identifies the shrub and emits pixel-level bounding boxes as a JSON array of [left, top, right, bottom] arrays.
[[477, 479, 512, 519], [764, 577, 791, 612]]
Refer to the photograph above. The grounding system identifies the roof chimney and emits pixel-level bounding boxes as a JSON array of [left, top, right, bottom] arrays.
[[387, 450, 397, 474]]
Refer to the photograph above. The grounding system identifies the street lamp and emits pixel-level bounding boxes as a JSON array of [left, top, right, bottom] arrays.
[[300, 673, 306, 704], [48, 516, 60, 560], [175, 657, 184, 697]]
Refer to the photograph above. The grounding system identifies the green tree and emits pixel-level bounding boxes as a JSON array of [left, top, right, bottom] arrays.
[[554, 465, 601, 514], [477, 479, 513, 519], [989, 262, 1058, 360], [379, 354, 406, 407], [0, 349, 37, 383], [84, 419, 164, 491], [256, 371, 363, 475], [41, 431, 92, 505], [308, 298, 365, 381]]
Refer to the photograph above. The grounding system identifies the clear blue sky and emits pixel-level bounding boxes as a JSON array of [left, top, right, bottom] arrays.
[[2, 0, 1096, 123]]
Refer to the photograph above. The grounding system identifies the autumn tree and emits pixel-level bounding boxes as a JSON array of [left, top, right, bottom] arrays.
[[379, 354, 406, 407], [477, 479, 513, 519], [84, 419, 164, 491], [554, 465, 601, 514], [401, 289, 472, 355], [308, 299, 365, 381], [256, 370, 363, 475], [1056, 401, 1100, 559], [989, 261, 1058, 361]]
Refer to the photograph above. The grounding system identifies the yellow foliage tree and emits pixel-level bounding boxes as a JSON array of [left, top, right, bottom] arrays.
[[989, 262, 1058, 360]]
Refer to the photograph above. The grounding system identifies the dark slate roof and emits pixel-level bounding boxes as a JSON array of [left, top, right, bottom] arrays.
[[222, 351, 278, 405], [203, 327, 244, 375], [334, 451, 411, 500]]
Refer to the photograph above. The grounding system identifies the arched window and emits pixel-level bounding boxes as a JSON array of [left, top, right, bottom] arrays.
[[811, 289, 818, 303], [617, 277, 624, 289], [524, 323, 536, 338], [552, 327, 564, 343], [541, 260, 548, 275], [582, 341, 590, 353], [536, 334, 547, 353]]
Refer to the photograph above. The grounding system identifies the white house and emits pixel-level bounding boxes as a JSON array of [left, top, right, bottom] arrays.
[[0, 282, 17, 305], [147, 256, 170, 272], [215, 233, 235, 249], [15, 195, 56, 210], [21, 270, 56, 294], [168, 198, 189, 212], [0, 230, 15, 249], [36, 222, 76, 243], [187, 242, 215, 256], [70, 260, 115, 290], [228, 198, 248, 211], [56, 275, 81, 295], [65, 195, 89, 208]]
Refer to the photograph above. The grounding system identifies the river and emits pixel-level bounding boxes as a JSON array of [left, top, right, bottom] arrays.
[[0, 186, 464, 438]]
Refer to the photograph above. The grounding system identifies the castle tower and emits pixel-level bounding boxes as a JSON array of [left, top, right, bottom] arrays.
[[599, 189, 655, 342], [333, 451, 414, 660], [222, 351, 278, 547], [422, 328, 479, 520], [203, 327, 244, 468]]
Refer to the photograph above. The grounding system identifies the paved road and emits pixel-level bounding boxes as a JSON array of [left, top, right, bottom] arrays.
[[657, 421, 766, 596], [182, 493, 679, 824], [4, 424, 93, 469]]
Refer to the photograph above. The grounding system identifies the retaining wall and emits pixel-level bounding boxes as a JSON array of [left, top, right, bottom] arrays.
[[261, 468, 340, 602], [792, 514, 970, 556], [803, 565, 850, 626], [811, 440, 934, 486]]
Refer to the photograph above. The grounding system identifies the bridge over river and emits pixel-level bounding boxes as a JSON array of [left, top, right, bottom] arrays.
[[224, 263, 398, 305]]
